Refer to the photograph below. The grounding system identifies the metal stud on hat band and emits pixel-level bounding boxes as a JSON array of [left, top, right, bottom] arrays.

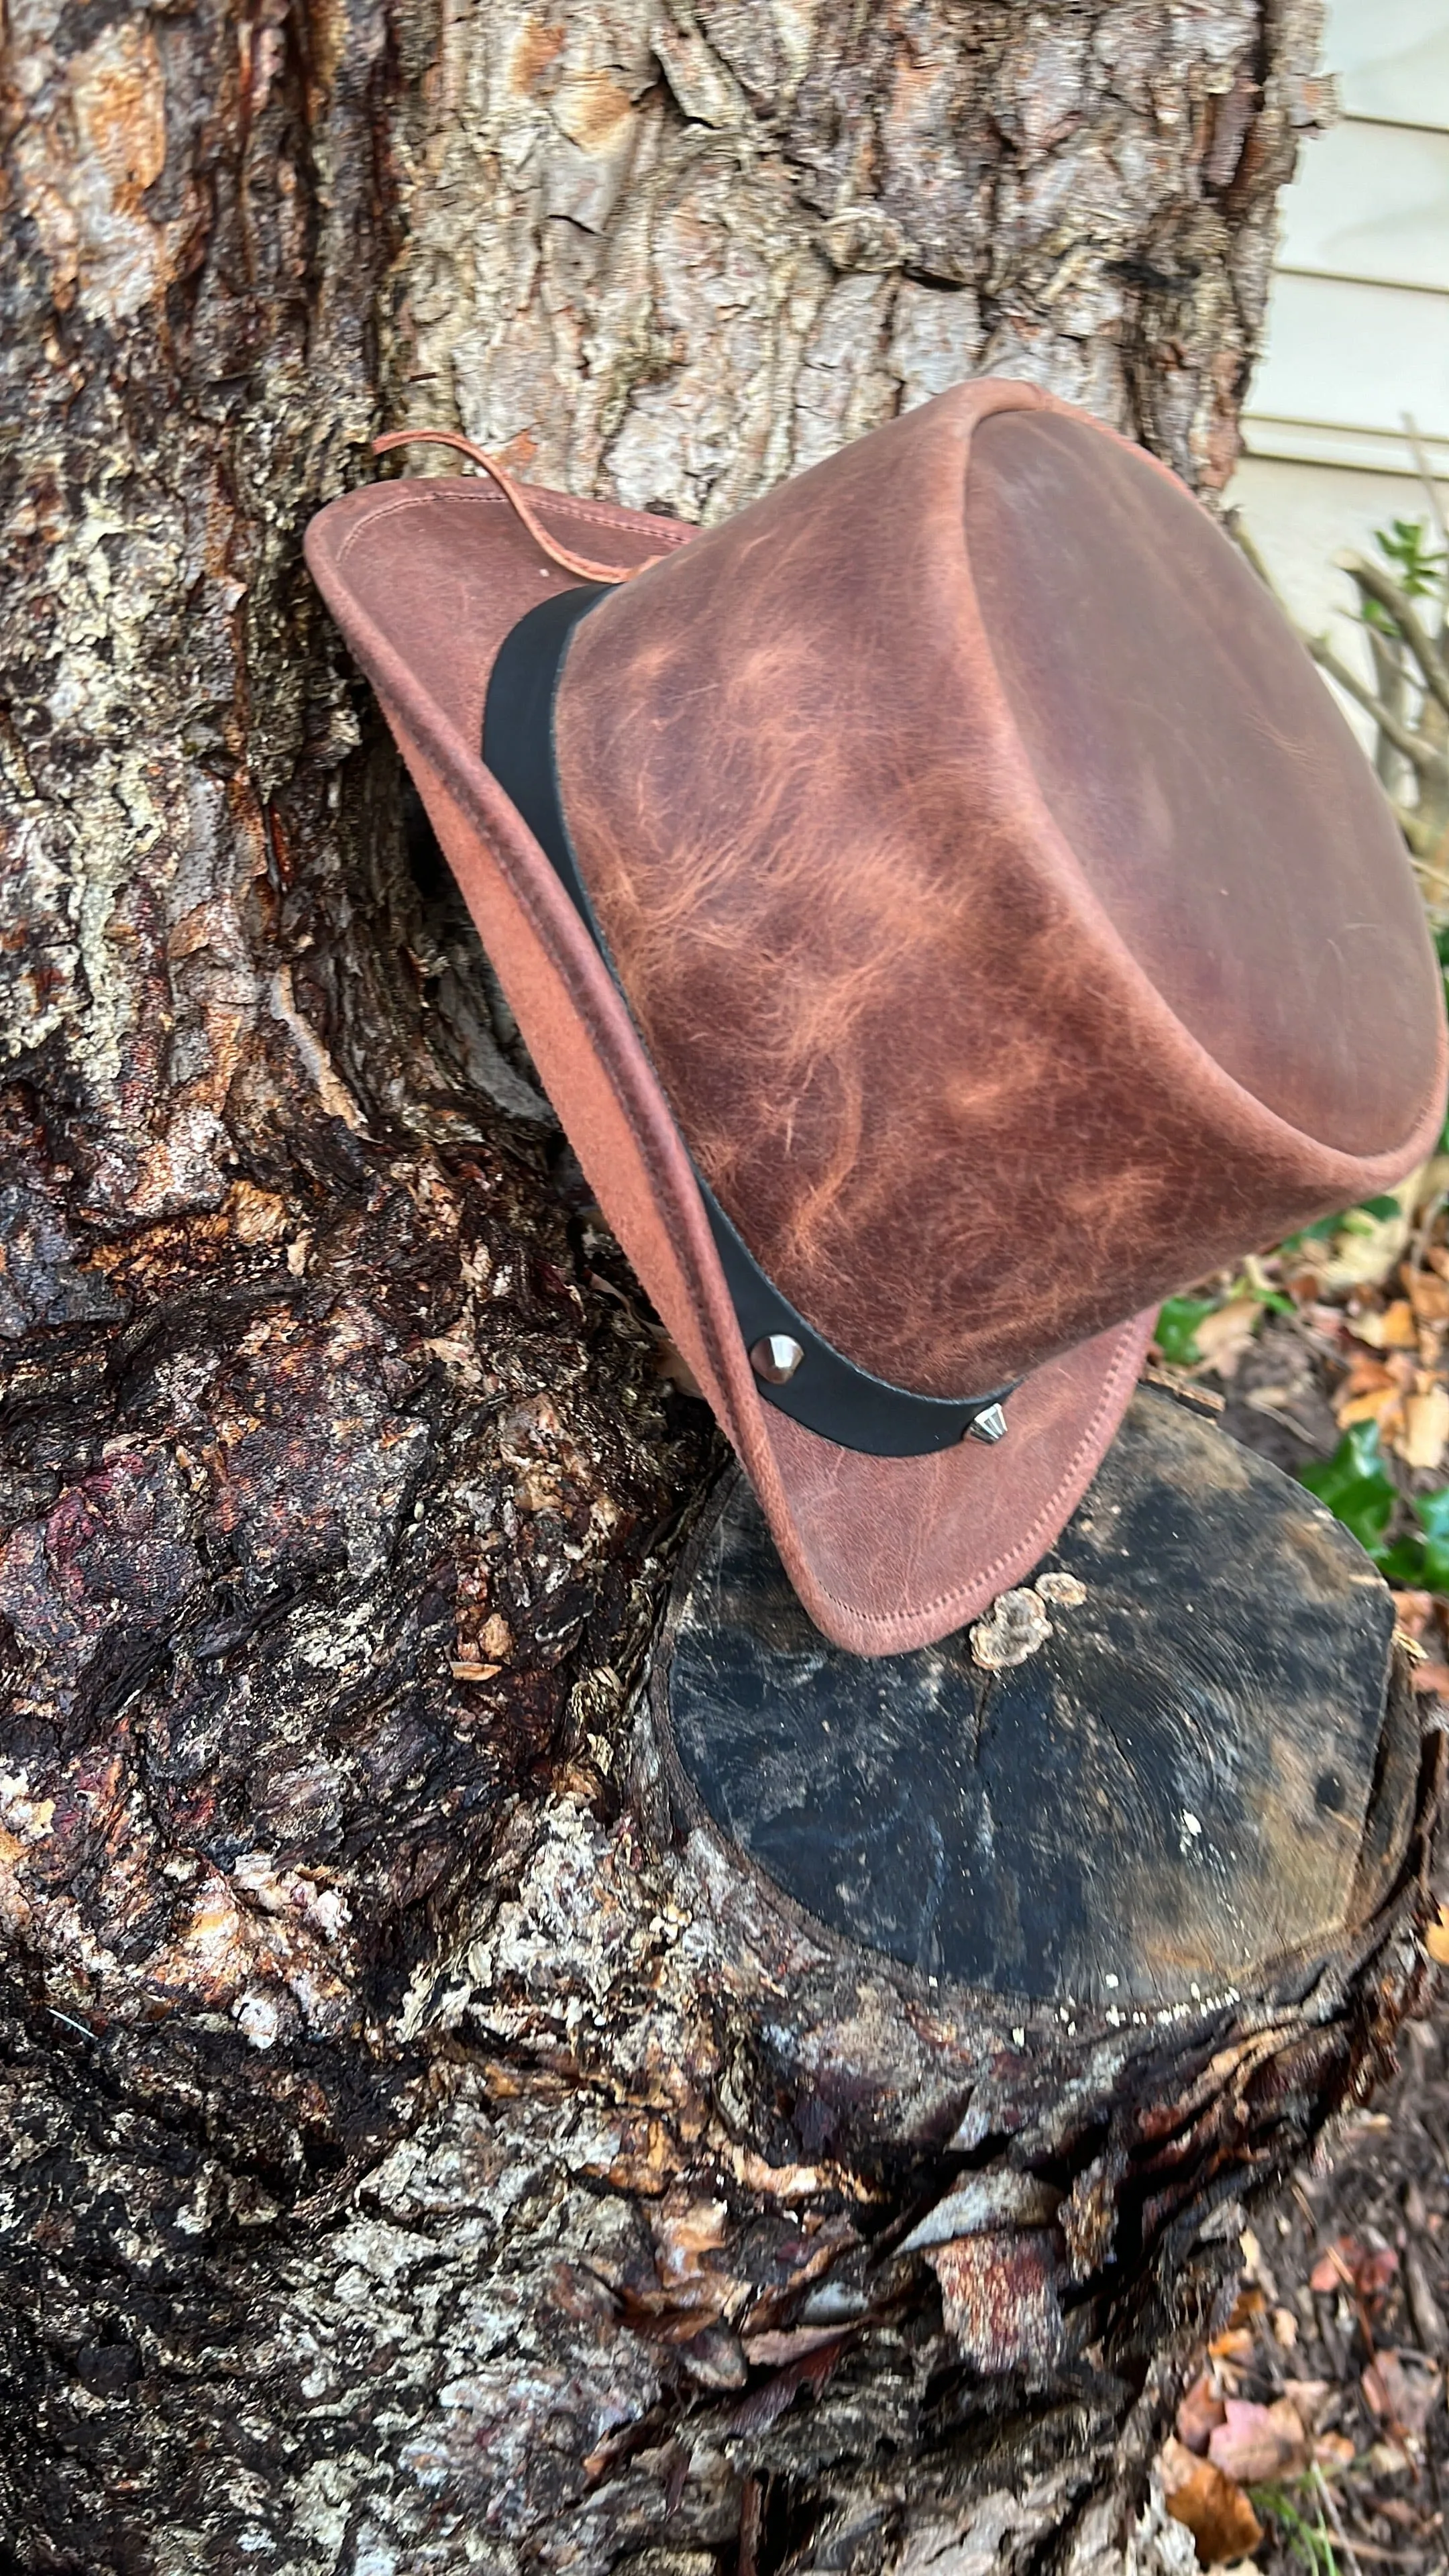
[[751, 1335, 805, 1386], [967, 1403, 1009, 1446]]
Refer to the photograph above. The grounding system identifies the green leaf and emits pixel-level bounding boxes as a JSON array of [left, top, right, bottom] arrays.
[[1279, 1214, 1342, 1254], [1375, 514, 1448, 598], [1299, 1422, 1397, 1555], [1411, 1485, 1449, 1595], [1324, 1470, 1449, 1601], [1340, 1200, 1399, 1236], [1155, 1294, 1217, 1366], [1412, 1486, 1449, 1543], [1376, 1536, 1428, 1587], [1420, 1540, 1449, 1597], [1279, 1194, 1403, 1257]]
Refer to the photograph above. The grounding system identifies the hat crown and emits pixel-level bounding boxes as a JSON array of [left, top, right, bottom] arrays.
[[553, 383, 1445, 1399], [967, 405, 1426, 1159]]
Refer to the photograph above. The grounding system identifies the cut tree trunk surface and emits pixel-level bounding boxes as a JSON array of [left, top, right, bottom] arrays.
[[660, 1389, 1419, 2002]]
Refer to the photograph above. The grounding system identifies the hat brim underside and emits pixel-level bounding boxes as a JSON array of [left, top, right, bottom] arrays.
[[305, 476, 1155, 1656]]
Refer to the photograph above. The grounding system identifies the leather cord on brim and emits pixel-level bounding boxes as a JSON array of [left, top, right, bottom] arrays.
[[372, 429, 665, 585], [481, 585, 1019, 1458]]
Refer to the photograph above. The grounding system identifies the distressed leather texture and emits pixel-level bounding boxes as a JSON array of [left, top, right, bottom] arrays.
[[305, 380, 1446, 1654], [555, 383, 1446, 1398]]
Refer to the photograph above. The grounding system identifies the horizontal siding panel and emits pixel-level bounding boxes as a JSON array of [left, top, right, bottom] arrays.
[[1279, 119, 1449, 292], [1246, 270, 1449, 447], [1241, 417, 1449, 476], [1325, 0, 1449, 131]]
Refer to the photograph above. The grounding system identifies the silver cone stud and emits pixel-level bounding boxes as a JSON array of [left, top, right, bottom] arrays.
[[751, 1334, 805, 1385], [965, 1401, 1008, 1446]]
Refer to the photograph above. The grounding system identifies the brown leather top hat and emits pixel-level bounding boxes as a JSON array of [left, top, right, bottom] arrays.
[[307, 380, 1448, 1656]]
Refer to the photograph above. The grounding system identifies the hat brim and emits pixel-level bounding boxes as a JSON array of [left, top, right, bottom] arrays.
[[305, 474, 1155, 1656]]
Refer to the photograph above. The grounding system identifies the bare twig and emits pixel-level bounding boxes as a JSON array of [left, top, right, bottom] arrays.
[[1293, 2180, 1320, 2231], [1306, 638, 1449, 782], [1336, 553, 1449, 723], [1312, 2462, 1365, 2576], [1368, 622, 1412, 794], [1229, 508, 1279, 598], [1402, 412, 1449, 564], [1230, 500, 1449, 875], [1399, 810, 1449, 867]]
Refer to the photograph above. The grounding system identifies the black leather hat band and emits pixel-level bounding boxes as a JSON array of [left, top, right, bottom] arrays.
[[481, 582, 1015, 1458]]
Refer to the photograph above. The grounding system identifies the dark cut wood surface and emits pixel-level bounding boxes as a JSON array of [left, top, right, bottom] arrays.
[[663, 1389, 1417, 2008]]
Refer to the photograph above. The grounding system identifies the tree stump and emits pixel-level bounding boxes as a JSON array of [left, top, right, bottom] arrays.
[[657, 1388, 1421, 1999], [599, 1387, 1442, 2567]]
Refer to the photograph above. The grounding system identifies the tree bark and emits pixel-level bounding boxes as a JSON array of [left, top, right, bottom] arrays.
[[0, 3, 1391, 2569]]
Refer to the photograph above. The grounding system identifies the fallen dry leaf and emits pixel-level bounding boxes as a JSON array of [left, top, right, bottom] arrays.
[[1397, 1381, 1449, 1470], [1313, 2432, 1356, 2471], [1337, 1382, 1405, 1434], [1362, 2351, 1442, 2436], [1159, 2436, 1264, 2563], [1367, 2438, 1413, 2476], [1299, 1298, 1355, 1342], [1338, 1351, 1401, 1395], [1281, 2377, 1333, 2432], [1175, 2368, 1226, 2455], [1208, 2396, 1309, 2482], [1377, 2498, 1432, 2536], [1392, 1588, 1436, 1642], [1407, 1265, 1449, 1324], [1206, 2326, 1256, 2364], [1413, 1661, 1449, 1697], [1244, 1381, 1309, 1421], [1426, 1904, 1449, 1966], [1309, 2236, 1399, 2308], [1316, 1202, 1412, 1295], [1191, 1296, 1261, 1377], [1351, 1297, 1418, 1349]]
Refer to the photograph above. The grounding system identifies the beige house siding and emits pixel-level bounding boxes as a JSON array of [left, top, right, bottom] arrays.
[[1231, 0, 1449, 655]]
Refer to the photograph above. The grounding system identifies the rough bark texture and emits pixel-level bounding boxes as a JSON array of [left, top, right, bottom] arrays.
[[0, 1, 1389, 2568]]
